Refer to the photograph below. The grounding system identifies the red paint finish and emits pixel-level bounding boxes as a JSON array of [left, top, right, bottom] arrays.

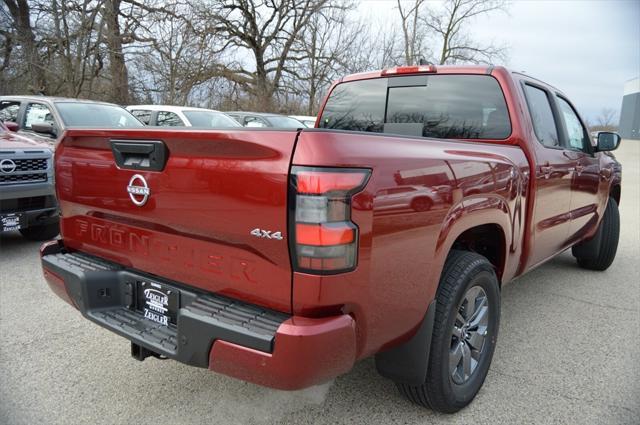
[[47, 65, 622, 389], [56, 128, 298, 312], [209, 315, 356, 390], [291, 130, 529, 358], [42, 268, 76, 308]]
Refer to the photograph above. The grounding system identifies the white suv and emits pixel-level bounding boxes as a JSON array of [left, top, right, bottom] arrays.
[[126, 105, 240, 128]]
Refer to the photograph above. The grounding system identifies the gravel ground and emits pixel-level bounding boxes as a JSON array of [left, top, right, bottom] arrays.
[[1, 141, 638, 425]]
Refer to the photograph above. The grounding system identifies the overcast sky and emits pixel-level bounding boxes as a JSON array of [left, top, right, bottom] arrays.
[[362, 0, 640, 122]]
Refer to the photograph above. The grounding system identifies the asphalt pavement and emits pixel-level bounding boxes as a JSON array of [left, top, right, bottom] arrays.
[[1, 141, 638, 425]]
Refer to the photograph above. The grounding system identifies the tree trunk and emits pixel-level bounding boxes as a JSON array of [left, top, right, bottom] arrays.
[[7, 0, 46, 93], [254, 49, 273, 111], [103, 0, 129, 104]]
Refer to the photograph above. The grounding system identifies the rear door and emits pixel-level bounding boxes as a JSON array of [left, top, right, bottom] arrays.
[[56, 128, 298, 312]]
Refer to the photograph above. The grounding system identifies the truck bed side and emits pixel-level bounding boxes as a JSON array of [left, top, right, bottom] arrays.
[[291, 129, 529, 358]]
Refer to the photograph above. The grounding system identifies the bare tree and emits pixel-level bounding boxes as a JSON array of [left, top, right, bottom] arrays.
[[396, 0, 428, 65], [103, 0, 129, 103], [594, 108, 618, 131], [131, 2, 222, 105], [1, 0, 511, 114], [198, 0, 338, 111], [286, 3, 360, 114], [3, 0, 46, 93], [424, 0, 507, 65]]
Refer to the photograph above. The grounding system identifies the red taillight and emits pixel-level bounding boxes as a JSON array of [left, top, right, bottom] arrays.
[[381, 65, 437, 76], [290, 167, 370, 274]]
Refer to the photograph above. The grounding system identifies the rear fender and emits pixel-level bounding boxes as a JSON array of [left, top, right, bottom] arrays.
[[435, 196, 513, 283]]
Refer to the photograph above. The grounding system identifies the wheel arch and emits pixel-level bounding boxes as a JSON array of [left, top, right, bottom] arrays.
[[435, 198, 512, 286], [610, 184, 621, 205]]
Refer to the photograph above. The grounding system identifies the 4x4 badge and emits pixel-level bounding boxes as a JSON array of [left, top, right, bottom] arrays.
[[127, 174, 150, 206]]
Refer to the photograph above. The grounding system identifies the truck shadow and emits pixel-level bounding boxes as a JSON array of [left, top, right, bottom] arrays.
[[0, 230, 44, 250]]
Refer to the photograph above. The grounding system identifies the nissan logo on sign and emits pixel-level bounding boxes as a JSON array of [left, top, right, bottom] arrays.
[[126, 174, 150, 206], [0, 159, 17, 174]]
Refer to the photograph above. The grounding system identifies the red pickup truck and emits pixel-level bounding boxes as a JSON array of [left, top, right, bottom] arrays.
[[40, 65, 622, 413]]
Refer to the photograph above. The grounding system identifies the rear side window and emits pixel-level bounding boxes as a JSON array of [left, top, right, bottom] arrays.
[[244, 116, 268, 127], [130, 109, 152, 125], [319, 75, 511, 139], [182, 111, 240, 128], [523, 85, 560, 148], [156, 111, 184, 126], [0, 101, 20, 122]]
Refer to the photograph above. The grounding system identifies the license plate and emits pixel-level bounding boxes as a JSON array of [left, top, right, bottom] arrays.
[[137, 280, 179, 326], [1, 213, 24, 232]]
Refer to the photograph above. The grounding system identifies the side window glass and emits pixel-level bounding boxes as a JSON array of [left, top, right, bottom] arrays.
[[523, 85, 560, 148], [557, 97, 588, 151], [0, 102, 20, 122], [156, 111, 184, 126], [24, 103, 55, 129], [131, 110, 152, 125], [244, 116, 266, 127]]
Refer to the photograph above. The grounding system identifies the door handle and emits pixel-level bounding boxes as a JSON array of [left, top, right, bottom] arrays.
[[563, 151, 580, 161], [600, 168, 612, 180], [574, 164, 584, 176], [111, 140, 168, 171]]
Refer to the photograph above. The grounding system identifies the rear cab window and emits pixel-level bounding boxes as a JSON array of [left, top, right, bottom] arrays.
[[319, 74, 511, 140]]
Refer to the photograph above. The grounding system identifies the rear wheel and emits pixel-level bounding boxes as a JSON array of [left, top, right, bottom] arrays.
[[572, 197, 619, 271], [397, 250, 500, 413], [19, 221, 59, 241]]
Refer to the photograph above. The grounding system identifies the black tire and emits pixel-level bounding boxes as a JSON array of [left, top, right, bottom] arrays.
[[19, 221, 60, 241], [572, 197, 620, 271], [397, 250, 500, 413]]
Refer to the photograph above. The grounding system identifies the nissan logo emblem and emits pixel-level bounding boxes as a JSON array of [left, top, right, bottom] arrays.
[[126, 174, 150, 206], [0, 159, 17, 174]]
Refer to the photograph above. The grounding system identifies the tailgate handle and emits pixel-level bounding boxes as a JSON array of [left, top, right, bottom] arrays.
[[111, 140, 168, 171]]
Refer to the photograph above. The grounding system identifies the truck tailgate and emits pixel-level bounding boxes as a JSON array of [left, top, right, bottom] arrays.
[[56, 128, 298, 313]]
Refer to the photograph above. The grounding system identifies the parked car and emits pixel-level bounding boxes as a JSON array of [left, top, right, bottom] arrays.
[[375, 185, 446, 212], [0, 121, 59, 240], [226, 111, 305, 128], [289, 115, 316, 127], [0, 96, 143, 145], [40, 65, 622, 414], [126, 105, 240, 128]]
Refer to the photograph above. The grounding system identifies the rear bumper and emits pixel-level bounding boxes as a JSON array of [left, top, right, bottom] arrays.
[[40, 240, 356, 390]]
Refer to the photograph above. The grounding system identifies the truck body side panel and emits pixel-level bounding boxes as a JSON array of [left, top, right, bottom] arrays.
[[291, 130, 529, 358]]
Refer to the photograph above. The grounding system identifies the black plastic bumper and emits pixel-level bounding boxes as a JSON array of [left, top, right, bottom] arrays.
[[41, 242, 291, 368]]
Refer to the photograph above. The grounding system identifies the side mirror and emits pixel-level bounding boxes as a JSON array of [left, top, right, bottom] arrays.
[[3, 121, 18, 132], [596, 132, 621, 152], [31, 121, 57, 137]]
